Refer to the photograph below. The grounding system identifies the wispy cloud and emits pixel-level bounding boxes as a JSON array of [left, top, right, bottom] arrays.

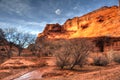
[[0, 0, 33, 18], [0, 20, 47, 35], [0, 22, 18, 28], [0, 0, 118, 35]]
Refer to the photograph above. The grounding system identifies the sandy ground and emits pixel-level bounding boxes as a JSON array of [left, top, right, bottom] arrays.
[[1, 57, 120, 80], [0, 56, 46, 80], [1, 68, 33, 80], [39, 65, 120, 80], [13, 57, 56, 80], [13, 57, 120, 80]]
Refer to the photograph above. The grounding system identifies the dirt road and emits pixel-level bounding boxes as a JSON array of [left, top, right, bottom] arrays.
[[13, 57, 56, 80]]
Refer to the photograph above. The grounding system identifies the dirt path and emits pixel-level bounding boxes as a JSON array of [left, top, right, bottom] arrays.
[[5, 57, 120, 80], [2, 69, 32, 80], [13, 57, 56, 80]]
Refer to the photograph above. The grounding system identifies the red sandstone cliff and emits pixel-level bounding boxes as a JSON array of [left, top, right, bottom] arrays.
[[37, 6, 120, 40]]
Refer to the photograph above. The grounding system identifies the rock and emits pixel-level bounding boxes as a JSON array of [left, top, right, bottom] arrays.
[[37, 6, 120, 40], [35, 6, 120, 53], [43, 23, 62, 35]]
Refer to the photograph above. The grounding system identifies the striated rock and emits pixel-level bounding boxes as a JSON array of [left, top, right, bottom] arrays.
[[43, 23, 62, 34], [62, 17, 79, 32], [37, 6, 120, 39], [35, 5, 120, 55]]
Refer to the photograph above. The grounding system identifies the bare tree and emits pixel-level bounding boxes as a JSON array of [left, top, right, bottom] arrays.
[[35, 38, 54, 57], [4, 28, 35, 57], [15, 32, 35, 56], [27, 43, 37, 56], [0, 28, 5, 47], [56, 39, 92, 69], [0, 28, 5, 40], [55, 40, 72, 69], [4, 28, 17, 58], [70, 39, 92, 69], [0, 28, 7, 61]]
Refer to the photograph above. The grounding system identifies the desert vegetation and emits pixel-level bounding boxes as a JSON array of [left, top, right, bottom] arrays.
[[93, 55, 109, 66], [1, 28, 120, 80], [39, 39, 92, 69], [0, 3, 120, 80], [0, 28, 35, 58]]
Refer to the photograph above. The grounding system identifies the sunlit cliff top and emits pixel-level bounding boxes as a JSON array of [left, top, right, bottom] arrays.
[[37, 6, 120, 39]]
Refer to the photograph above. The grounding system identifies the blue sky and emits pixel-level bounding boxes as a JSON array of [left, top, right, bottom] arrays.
[[0, 0, 118, 35]]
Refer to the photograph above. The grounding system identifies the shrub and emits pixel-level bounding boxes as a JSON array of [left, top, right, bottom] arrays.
[[36, 59, 47, 67], [113, 53, 120, 63], [55, 39, 93, 69], [94, 56, 109, 66], [55, 41, 72, 69], [56, 58, 70, 69]]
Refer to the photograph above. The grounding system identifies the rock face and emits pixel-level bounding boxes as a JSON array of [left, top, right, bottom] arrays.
[[43, 23, 62, 34], [37, 6, 120, 40]]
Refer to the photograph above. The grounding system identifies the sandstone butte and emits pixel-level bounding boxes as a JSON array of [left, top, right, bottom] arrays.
[[37, 6, 120, 40]]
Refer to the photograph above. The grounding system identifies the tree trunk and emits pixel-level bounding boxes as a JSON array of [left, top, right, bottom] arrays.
[[7, 51, 10, 58], [70, 62, 76, 69], [70, 65, 74, 69], [7, 46, 12, 58], [18, 48, 22, 56]]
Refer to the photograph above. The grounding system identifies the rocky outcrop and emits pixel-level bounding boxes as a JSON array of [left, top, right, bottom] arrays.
[[37, 6, 120, 40], [43, 23, 62, 34]]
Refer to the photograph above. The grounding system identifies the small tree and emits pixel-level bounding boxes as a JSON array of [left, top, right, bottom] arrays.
[[56, 39, 93, 69], [0, 28, 6, 46], [4, 28, 35, 56], [0, 28, 7, 61], [4, 28, 17, 58], [70, 39, 92, 69], [28, 44, 37, 56], [55, 40, 72, 69], [0, 28, 5, 40], [15, 32, 35, 56], [35, 38, 56, 57]]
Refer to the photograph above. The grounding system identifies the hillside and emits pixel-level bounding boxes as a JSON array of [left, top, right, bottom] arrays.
[[37, 6, 120, 39]]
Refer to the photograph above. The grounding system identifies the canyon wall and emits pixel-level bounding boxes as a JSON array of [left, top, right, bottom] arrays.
[[37, 6, 120, 40]]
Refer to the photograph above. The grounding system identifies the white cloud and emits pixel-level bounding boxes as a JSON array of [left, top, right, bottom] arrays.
[[24, 21, 47, 28], [55, 9, 61, 15], [30, 31, 40, 35], [0, 20, 46, 35], [0, 22, 17, 28], [0, 0, 32, 17]]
